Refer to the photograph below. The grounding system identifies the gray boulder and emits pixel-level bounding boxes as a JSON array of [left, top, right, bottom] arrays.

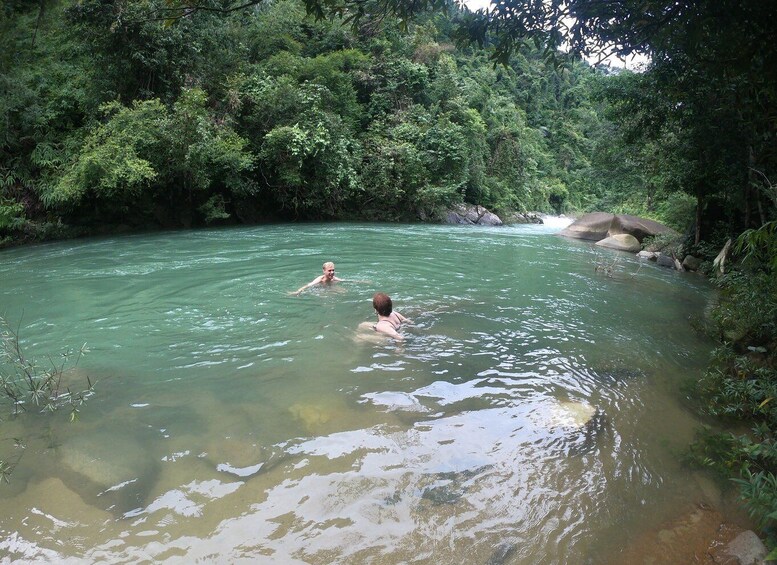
[[596, 234, 641, 252], [615, 214, 677, 241], [59, 431, 159, 514], [656, 253, 677, 269], [722, 530, 767, 565], [445, 204, 503, 226], [559, 212, 676, 243], [637, 250, 659, 261], [558, 211, 614, 241], [682, 254, 703, 271]]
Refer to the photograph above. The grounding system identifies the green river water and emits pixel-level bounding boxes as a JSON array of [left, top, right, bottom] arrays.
[[0, 221, 742, 563]]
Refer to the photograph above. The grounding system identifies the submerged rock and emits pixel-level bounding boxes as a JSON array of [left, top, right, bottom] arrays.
[[603, 504, 750, 565], [204, 436, 267, 472], [421, 484, 463, 505], [289, 402, 334, 430], [487, 543, 518, 565], [574, 410, 613, 455], [0, 476, 113, 557], [594, 364, 646, 385], [26, 477, 113, 527], [59, 431, 159, 514], [288, 396, 357, 434], [60, 433, 154, 489], [420, 465, 492, 506], [550, 400, 597, 428], [549, 400, 613, 456]]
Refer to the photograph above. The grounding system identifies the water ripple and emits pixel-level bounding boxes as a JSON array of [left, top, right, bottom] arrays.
[[0, 223, 719, 564]]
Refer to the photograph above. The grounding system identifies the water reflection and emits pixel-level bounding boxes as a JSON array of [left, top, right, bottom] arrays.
[[0, 223, 727, 563]]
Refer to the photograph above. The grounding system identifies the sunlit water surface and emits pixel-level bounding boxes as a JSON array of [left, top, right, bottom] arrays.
[[0, 222, 734, 563]]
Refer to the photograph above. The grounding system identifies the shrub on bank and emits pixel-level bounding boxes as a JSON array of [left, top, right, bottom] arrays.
[[688, 224, 777, 552]]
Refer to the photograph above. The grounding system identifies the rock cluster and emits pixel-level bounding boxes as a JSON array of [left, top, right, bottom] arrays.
[[444, 204, 503, 226], [560, 212, 708, 272], [439, 208, 712, 273]]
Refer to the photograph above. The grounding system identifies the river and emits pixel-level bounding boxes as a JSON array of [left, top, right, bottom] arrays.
[[0, 221, 743, 563]]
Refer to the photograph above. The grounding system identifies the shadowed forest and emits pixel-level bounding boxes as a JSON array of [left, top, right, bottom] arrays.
[[2, 0, 705, 238]]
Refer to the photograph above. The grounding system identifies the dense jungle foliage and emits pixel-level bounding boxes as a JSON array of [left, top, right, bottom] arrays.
[[2, 0, 777, 550], [1, 0, 701, 240]]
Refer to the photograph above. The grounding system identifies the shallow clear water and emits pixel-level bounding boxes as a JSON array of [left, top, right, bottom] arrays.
[[0, 222, 729, 563]]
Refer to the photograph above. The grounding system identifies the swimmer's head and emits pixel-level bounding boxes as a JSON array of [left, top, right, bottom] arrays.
[[373, 292, 393, 316], [322, 262, 335, 280]]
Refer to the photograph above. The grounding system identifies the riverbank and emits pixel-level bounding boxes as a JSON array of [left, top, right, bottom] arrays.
[[617, 509, 768, 564]]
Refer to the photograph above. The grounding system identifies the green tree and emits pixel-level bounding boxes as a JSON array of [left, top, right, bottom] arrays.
[[255, 82, 360, 218], [48, 89, 253, 227]]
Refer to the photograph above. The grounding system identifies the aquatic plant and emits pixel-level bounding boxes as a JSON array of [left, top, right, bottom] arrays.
[[590, 247, 644, 278], [0, 317, 94, 483]]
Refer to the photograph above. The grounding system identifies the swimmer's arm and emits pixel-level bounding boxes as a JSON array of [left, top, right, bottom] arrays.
[[396, 312, 412, 324], [291, 276, 322, 296]]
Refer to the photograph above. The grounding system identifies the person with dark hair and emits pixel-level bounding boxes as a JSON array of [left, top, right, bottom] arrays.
[[370, 292, 410, 340]]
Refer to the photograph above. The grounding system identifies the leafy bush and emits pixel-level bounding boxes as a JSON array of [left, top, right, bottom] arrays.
[[47, 100, 164, 207], [49, 89, 253, 226], [0, 198, 25, 233], [642, 232, 687, 255], [653, 191, 696, 232], [689, 222, 777, 543]]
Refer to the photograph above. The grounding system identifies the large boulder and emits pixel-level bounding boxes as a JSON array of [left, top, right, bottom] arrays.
[[444, 204, 503, 226], [596, 234, 641, 252], [682, 254, 703, 272], [721, 530, 767, 565], [559, 212, 676, 243], [558, 211, 614, 241], [656, 253, 677, 269], [59, 430, 159, 514], [615, 214, 677, 242], [60, 433, 155, 489]]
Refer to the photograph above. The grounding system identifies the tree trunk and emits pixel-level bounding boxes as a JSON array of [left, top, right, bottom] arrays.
[[32, 0, 46, 47], [695, 193, 702, 245], [745, 145, 755, 228]]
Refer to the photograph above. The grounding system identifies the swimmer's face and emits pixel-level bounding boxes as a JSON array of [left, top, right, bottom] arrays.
[[323, 264, 335, 280]]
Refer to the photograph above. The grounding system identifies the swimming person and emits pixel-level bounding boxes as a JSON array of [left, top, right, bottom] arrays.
[[293, 262, 341, 295], [293, 261, 369, 295], [370, 292, 410, 341]]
